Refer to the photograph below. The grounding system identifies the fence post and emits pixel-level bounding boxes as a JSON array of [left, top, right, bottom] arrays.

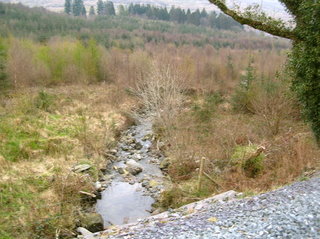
[[197, 157, 205, 192]]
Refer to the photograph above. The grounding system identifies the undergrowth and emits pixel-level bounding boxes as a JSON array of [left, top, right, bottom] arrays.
[[0, 85, 133, 238], [158, 66, 320, 209]]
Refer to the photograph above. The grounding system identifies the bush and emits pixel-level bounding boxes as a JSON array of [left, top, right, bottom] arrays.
[[34, 90, 56, 112], [135, 62, 184, 123], [232, 145, 265, 178], [192, 92, 223, 122], [6, 38, 106, 87]]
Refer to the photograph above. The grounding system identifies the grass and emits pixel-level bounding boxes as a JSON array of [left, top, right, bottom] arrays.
[[158, 76, 320, 209], [0, 84, 134, 238]]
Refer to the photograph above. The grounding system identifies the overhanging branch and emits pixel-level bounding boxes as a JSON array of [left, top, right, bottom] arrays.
[[208, 0, 297, 40]]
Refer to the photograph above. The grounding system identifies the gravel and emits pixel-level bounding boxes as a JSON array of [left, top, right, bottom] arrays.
[[98, 176, 320, 239]]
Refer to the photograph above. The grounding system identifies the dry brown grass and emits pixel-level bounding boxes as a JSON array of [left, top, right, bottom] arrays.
[[158, 71, 319, 208], [0, 84, 135, 238], [161, 103, 319, 203]]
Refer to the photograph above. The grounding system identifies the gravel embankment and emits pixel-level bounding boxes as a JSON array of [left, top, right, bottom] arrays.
[[96, 176, 320, 239]]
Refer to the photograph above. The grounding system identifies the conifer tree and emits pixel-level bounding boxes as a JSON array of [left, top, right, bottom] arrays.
[[118, 5, 126, 16], [72, 0, 80, 16], [81, 4, 86, 16], [89, 6, 95, 16], [200, 8, 208, 18], [64, 0, 72, 15], [97, 0, 104, 15], [105, 1, 115, 16]]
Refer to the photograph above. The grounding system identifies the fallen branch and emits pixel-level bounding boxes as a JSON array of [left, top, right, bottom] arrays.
[[79, 191, 96, 198], [203, 172, 220, 188]]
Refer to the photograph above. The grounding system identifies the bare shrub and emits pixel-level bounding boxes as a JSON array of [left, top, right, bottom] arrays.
[[6, 40, 50, 87], [135, 62, 185, 123], [252, 78, 298, 136]]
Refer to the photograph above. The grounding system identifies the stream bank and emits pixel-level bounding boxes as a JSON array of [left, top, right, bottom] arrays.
[[94, 113, 169, 227]]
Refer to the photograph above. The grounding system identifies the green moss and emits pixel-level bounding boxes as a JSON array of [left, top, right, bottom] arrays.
[[232, 145, 265, 178]]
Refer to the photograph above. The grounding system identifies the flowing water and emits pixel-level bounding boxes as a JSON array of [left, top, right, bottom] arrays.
[[96, 116, 166, 227]]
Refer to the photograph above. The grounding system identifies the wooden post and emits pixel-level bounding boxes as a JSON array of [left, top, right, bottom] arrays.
[[197, 157, 205, 192]]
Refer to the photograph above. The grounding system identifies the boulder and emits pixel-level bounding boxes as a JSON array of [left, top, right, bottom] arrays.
[[126, 160, 143, 175], [79, 213, 104, 232]]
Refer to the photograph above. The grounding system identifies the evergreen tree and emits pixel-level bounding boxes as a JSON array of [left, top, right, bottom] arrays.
[[89, 6, 95, 16], [128, 3, 134, 15], [200, 8, 208, 18], [105, 1, 115, 15], [170, 7, 185, 23], [64, 0, 72, 15], [118, 5, 127, 16], [72, 0, 81, 16], [189, 10, 201, 26], [97, 0, 104, 15], [208, 11, 217, 28], [186, 9, 192, 24], [81, 4, 86, 16]]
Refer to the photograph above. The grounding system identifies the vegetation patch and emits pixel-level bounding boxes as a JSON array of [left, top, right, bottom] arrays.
[[0, 85, 133, 238]]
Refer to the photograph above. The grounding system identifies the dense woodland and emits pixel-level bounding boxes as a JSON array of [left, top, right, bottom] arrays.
[[64, 0, 243, 31]]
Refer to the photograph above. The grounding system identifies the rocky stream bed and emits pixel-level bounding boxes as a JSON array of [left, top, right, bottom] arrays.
[[92, 114, 169, 228]]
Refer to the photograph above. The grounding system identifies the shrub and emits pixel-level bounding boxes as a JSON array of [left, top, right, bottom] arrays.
[[34, 90, 56, 112], [231, 58, 256, 113], [192, 92, 223, 122], [135, 62, 184, 123], [251, 77, 297, 136], [6, 38, 106, 87], [231, 145, 265, 178]]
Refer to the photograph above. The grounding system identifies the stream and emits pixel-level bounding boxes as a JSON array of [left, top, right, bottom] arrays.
[[95, 115, 166, 227]]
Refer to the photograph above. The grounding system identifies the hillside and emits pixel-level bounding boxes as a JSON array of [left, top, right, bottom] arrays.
[[0, 2, 289, 50], [2, 0, 286, 15]]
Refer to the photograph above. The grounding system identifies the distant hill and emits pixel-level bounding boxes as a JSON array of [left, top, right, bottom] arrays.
[[1, 0, 287, 16], [0, 2, 290, 50]]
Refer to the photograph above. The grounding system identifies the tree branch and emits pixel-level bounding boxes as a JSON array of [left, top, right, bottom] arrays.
[[208, 0, 297, 40]]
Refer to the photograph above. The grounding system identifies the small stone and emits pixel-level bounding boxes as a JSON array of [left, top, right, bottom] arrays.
[[207, 217, 218, 223], [109, 149, 117, 155], [134, 142, 143, 150], [94, 181, 102, 190], [77, 227, 95, 239], [72, 164, 91, 173], [126, 166, 143, 176], [160, 158, 171, 170], [117, 167, 126, 174], [135, 154, 143, 160]]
